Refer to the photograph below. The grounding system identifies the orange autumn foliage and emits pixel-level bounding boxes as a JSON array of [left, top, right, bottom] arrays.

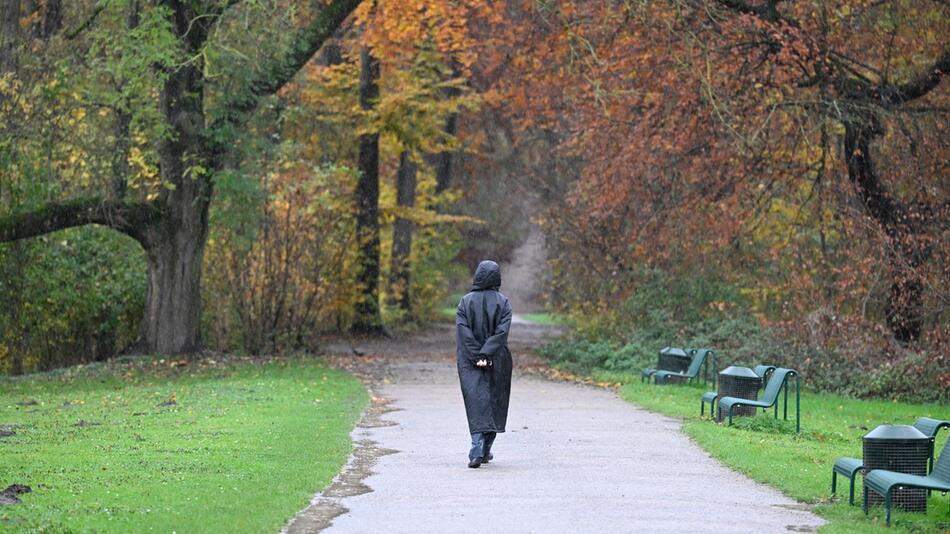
[[483, 2, 948, 351]]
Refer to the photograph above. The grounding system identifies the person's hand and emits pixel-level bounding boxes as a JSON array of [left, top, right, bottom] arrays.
[[476, 359, 488, 367]]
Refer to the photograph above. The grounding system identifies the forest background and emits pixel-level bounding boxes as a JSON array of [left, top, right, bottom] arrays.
[[0, 0, 947, 402]]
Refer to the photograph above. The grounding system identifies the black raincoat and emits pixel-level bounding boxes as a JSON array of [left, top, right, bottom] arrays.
[[456, 260, 513, 434]]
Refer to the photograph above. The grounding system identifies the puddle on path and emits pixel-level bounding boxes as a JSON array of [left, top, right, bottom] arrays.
[[786, 525, 818, 532], [282, 392, 399, 534], [773, 503, 816, 512], [776, 503, 819, 532]]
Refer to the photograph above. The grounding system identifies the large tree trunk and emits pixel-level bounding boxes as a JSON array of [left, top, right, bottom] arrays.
[[352, 46, 384, 334], [844, 118, 924, 343], [141, 58, 212, 354], [388, 150, 416, 314], [141, 221, 207, 353]]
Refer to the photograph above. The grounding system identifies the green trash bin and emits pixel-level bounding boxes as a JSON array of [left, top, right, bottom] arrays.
[[863, 425, 932, 512], [716, 366, 761, 421], [658, 347, 690, 374]]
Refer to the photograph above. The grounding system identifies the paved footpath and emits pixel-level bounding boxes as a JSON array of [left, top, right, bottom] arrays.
[[285, 322, 824, 533]]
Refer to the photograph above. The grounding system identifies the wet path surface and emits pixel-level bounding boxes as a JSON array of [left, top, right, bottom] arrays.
[[284, 320, 824, 533]]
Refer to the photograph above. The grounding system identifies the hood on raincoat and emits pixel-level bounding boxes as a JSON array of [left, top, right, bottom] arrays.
[[471, 260, 501, 291]]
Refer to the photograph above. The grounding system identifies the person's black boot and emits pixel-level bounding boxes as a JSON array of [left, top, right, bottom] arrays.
[[468, 432, 486, 468], [482, 432, 497, 463]]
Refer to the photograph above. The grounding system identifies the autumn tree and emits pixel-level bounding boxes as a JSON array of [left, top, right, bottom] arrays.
[[703, 0, 949, 341], [305, 0, 482, 324], [492, 1, 948, 344], [0, 0, 362, 353]]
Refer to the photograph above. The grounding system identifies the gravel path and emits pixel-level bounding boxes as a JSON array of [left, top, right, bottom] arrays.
[[284, 321, 824, 533]]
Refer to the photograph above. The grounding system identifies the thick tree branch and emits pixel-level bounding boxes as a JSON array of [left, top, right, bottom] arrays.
[[0, 198, 163, 244], [209, 0, 361, 151], [876, 49, 950, 106]]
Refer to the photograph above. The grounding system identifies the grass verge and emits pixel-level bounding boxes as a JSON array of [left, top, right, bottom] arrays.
[[594, 372, 950, 533], [0, 356, 367, 533], [439, 307, 564, 327], [518, 313, 565, 326]]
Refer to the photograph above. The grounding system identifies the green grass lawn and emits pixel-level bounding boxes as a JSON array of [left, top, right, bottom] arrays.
[[439, 307, 564, 326], [597, 372, 950, 533], [518, 312, 565, 326], [0, 357, 367, 533]]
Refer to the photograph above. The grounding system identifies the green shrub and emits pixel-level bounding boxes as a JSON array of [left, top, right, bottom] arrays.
[[0, 227, 146, 374], [542, 268, 950, 402], [862, 351, 950, 404], [538, 338, 616, 375]]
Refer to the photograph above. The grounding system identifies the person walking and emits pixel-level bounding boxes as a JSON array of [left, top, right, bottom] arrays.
[[456, 260, 513, 468]]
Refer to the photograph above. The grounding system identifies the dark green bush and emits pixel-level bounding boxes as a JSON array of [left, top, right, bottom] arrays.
[[862, 351, 949, 404], [537, 338, 616, 375], [542, 269, 949, 402], [0, 226, 145, 374]]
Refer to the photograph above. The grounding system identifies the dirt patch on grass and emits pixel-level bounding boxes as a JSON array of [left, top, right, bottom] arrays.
[[0, 484, 31, 505], [73, 420, 101, 427]]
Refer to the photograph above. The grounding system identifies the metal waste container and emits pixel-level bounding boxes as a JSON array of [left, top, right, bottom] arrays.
[[863, 425, 932, 512], [717, 366, 761, 421], [658, 347, 690, 374]]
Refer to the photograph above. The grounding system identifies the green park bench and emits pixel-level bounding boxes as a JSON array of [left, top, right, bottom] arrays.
[[641, 347, 692, 382], [833, 417, 950, 506], [700, 363, 775, 418], [864, 436, 950, 526], [719, 367, 800, 433], [653, 348, 715, 386]]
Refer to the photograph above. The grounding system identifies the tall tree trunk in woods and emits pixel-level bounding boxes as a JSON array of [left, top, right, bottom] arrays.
[[432, 111, 457, 194], [431, 65, 460, 195], [844, 118, 925, 343], [0, 0, 20, 73], [28, 0, 62, 39], [352, 46, 384, 334], [388, 150, 416, 314], [111, 1, 138, 199]]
